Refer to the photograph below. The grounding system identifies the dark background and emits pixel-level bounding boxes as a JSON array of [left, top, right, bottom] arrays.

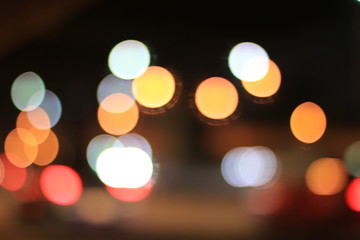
[[0, 0, 359, 239]]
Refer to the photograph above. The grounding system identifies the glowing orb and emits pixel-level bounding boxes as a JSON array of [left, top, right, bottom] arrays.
[[228, 42, 269, 82], [195, 77, 238, 119], [97, 74, 134, 104], [305, 158, 347, 195], [96, 147, 153, 188], [40, 165, 82, 205], [290, 102, 326, 144], [241, 60, 281, 97], [11, 72, 45, 111], [132, 66, 176, 108], [221, 146, 278, 187], [344, 141, 360, 177], [108, 40, 150, 79], [346, 178, 360, 212]]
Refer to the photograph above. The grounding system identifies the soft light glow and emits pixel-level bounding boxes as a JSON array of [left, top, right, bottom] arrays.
[[86, 134, 121, 171], [5, 128, 38, 168], [96, 147, 153, 188], [97, 74, 134, 104], [195, 77, 238, 119], [38, 90, 62, 128], [16, 110, 50, 145], [345, 178, 360, 212], [290, 101, 327, 144], [221, 146, 278, 187], [118, 133, 152, 158], [344, 141, 360, 177], [33, 129, 59, 166], [108, 40, 150, 79], [228, 42, 269, 82], [97, 93, 139, 135], [105, 181, 152, 202], [241, 60, 281, 97], [26, 107, 51, 130], [0, 154, 27, 191], [11, 72, 45, 111], [40, 165, 82, 205], [305, 158, 347, 195], [132, 66, 176, 108], [74, 187, 117, 224]]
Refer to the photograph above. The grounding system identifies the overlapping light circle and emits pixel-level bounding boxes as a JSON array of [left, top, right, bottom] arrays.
[[11, 72, 45, 111], [96, 147, 153, 188], [108, 40, 150, 80], [97, 74, 134, 104], [221, 146, 278, 187], [228, 42, 269, 82]]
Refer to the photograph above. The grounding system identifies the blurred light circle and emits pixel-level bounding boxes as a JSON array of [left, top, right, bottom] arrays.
[[346, 178, 360, 212], [195, 77, 238, 119], [86, 134, 121, 171], [97, 74, 134, 104], [99, 93, 135, 114], [118, 133, 152, 158], [132, 66, 176, 108], [241, 59, 281, 97], [38, 90, 62, 128], [33, 129, 59, 166], [105, 180, 152, 202], [221, 146, 278, 187], [5, 128, 38, 168], [108, 40, 150, 79], [305, 158, 347, 195], [0, 154, 27, 191], [344, 141, 360, 177], [96, 147, 153, 188], [74, 187, 117, 225], [26, 107, 51, 130], [11, 72, 45, 111], [290, 101, 326, 144], [228, 42, 269, 82], [16, 110, 50, 145], [40, 165, 82, 205], [97, 93, 139, 135]]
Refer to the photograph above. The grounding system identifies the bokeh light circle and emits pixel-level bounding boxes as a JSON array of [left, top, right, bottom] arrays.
[[0, 154, 27, 191], [241, 59, 281, 97], [346, 178, 360, 212], [38, 90, 62, 128], [5, 128, 38, 168], [344, 141, 360, 177], [40, 165, 82, 205], [96, 147, 153, 188], [105, 181, 152, 202], [305, 158, 347, 195], [228, 42, 269, 82], [108, 40, 150, 79], [195, 77, 238, 119], [97, 93, 139, 135], [11, 72, 45, 111], [221, 146, 278, 187], [97, 74, 134, 104], [290, 101, 327, 144], [86, 134, 121, 171], [132, 66, 176, 108], [118, 133, 152, 158]]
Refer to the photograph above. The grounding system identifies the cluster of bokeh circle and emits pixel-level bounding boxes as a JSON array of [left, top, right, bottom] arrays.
[[1, 38, 360, 222]]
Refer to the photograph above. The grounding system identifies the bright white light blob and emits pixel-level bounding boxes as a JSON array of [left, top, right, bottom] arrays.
[[108, 40, 150, 80], [97, 74, 134, 104], [86, 134, 122, 171], [228, 42, 269, 82], [11, 72, 45, 111], [96, 147, 153, 188], [221, 146, 278, 187], [118, 133, 152, 158]]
